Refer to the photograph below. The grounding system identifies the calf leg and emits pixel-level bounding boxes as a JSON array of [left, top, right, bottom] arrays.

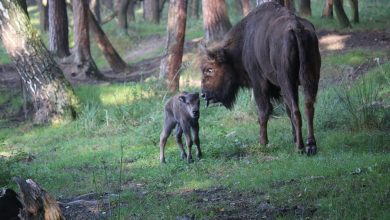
[[175, 126, 187, 160], [159, 119, 176, 163], [183, 128, 193, 163], [192, 122, 202, 159]]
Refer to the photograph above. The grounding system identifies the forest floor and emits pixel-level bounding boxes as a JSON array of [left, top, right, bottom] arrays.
[[1, 29, 389, 218]]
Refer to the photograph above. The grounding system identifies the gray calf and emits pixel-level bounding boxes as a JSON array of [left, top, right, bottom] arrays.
[[159, 92, 202, 163]]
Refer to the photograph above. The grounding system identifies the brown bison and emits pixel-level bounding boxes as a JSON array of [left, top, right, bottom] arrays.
[[200, 2, 321, 155], [160, 92, 202, 163]]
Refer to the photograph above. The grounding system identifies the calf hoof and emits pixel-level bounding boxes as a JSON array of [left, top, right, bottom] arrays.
[[305, 145, 317, 156], [187, 158, 194, 163], [197, 152, 202, 159]]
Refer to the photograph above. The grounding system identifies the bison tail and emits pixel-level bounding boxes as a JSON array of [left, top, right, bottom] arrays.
[[293, 28, 320, 103]]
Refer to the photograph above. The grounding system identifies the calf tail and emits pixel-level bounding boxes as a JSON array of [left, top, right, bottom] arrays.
[[293, 26, 320, 102]]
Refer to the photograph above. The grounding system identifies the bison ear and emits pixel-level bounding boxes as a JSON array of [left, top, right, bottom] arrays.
[[178, 96, 186, 103]]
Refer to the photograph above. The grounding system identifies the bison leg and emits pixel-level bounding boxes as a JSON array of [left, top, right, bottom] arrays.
[[183, 128, 194, 163], [192, 122, 202, 159], [253, 90, 272, 145], [304, 101, 317, 155], [175, 126, 187, 160], [159, 119, 176, 163], [285, 104, 297, 143], [281, 88, 304, 152]]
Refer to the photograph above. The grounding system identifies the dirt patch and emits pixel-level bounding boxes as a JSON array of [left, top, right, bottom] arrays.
[[177, 186, 316, 219], [318, 30, 390, 54]]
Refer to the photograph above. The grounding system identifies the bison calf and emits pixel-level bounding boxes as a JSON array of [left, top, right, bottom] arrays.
[[160, 92, 201, 163]]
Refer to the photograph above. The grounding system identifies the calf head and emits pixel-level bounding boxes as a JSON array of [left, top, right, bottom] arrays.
[[199, 44, 239, 109], [179, 92, 200, 119]]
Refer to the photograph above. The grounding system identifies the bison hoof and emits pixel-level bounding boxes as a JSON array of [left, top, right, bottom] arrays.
[[181, 152, 187, 160], [197, 152, 202, 159], [160, 158, 166, 164], [305, 145, 317, 156], [187, 158, 194, 163]]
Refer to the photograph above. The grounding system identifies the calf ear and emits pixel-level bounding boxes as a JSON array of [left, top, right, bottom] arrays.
[[178, 96, 186, 103], [199, 42, 208, 54]]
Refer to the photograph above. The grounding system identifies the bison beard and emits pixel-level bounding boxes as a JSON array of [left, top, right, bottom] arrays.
[[200, 2, 321, 155]]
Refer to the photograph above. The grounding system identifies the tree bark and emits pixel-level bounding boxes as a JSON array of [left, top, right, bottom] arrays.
[[0, 0, 79, 124], [190, 0, 199, 19], [37, 0, 49, 31], [144, 0, 160, 24], [160, 0, 187, 92], [241, 0, 252, 16], [299, 0, 311, 17], [128, 0, 136, 23], [349, 0, 359, 23], [48, 0, 70, 58], [284, 0, 295, 11], [334, 0, 351, 28], [88, 9, 129, 73], [322, 0, 333, 19], [202, 0, 232, 44], [118, 0, 130, 31], [89, 0, 101, 24], [72, 0, 103, 79]]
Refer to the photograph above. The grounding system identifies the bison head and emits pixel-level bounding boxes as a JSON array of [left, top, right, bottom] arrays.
[[199, 44, 240, 109], [179, 92, 200, 119]]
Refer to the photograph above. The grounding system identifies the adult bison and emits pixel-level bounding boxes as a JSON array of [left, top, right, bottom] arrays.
[[200, 2, 321, 155]]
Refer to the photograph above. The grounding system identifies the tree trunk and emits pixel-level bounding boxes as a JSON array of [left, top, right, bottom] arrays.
[[37, 0, 49, 31], [299, 0, 311, 17], [118, 0, 130, 31], [102, 0, 114, 10], [90, 0, 101, 24], [72, 0, 103, 79], [88, 9, 129, 73], [241, 0, 252, 16], [48, 0, 70, 58], [322, 0, 333, 19], [128, 0, 136, 23], [160, 0, 187, 92], [349, 0, 359, 23], [202, 0, 232, 44], [190, 0, 199, 19], [144, 0, 160, 24], [0, 1, 79, 124], [284, 0, 295, 11], [334, 0, 351, 28]]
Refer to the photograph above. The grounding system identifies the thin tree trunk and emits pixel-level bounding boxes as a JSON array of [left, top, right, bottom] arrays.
[[202, 0, 232, 44], [241, 0, 252, 16], [284, 0, 295, 11], [72, 0, 103, 79], [0, 1, 79, 124], [299, 0, 311, 17], [160, 0, 187, 92], [37, 0, 49, 31], [334, 0, 351, 28], [128, 0, 136, 23], [190, 0, 199, 19], [349, 0, 359, 23], [144, 0, 160, 24], [118, 0, 130, 31], [90, 0, 101, 24], [322, 0, 333, 19], [88, 9, 129, 73], [49, 0, 70, 58]]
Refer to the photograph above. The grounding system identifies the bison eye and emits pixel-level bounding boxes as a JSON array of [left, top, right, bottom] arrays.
[[205, 68, 214, 76]]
